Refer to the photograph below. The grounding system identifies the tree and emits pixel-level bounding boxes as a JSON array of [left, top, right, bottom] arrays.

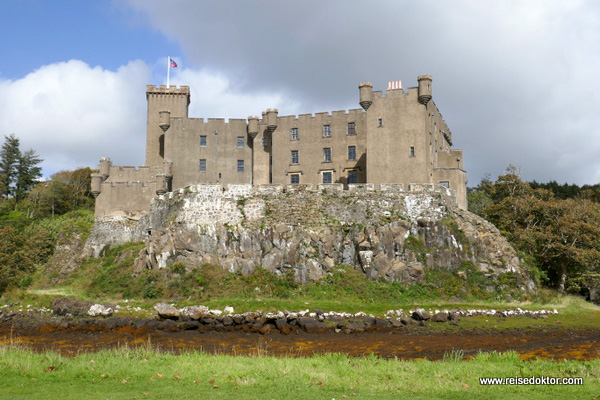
[[480, 170, 600, 292], [0, 134, 21, 198], [25, 167, 93, 217], [15, 149, 43, 201], [0, 134, 42, 201]]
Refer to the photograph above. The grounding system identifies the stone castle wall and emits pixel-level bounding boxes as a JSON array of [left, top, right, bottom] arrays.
[[136, 183, 455, 235]]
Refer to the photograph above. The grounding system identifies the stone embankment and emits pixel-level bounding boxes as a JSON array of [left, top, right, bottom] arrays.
[[85, 184, 533, 290], [0, 300, 558, 336]]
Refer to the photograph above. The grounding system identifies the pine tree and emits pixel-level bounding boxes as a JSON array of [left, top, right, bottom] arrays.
[[15, 149, 42, 201], [0, 134, 43, 200], [0, 134, 21, 198]]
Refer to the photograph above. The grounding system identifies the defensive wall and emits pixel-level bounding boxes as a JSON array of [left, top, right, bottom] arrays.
[[89, 182, 458, 248], [91, 159, 170, 220]]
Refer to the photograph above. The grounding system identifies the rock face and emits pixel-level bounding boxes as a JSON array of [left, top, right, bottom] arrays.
[[86, 184, 533, 289], [45, 230, 94, 280]]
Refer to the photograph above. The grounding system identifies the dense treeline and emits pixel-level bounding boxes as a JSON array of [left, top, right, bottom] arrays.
[[0, 135, 95, 294], [529, 180, 600, 201], [468, 167, 600, 296]]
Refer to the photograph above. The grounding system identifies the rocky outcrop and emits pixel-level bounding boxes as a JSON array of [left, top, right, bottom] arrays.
[[86, 184, 533, 289], [44, 230, 94, 279]]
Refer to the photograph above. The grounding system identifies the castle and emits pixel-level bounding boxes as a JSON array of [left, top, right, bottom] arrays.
[[91, 76, 467, 218]]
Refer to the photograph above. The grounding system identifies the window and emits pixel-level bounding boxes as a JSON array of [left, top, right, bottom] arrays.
[[290, 174, 300, 184], [323, 148, 331, 162], [377, 118, 383, 127], [237, 137, 244, 148], [291, 150, 299, 164], [348, 170, 357, 184], [323, 125, 331, 137], [410, 146, 415, 157], [291, 128, 299, 140], [440, 181, 450, 188], [262, 137, 267, 147], [347, 122, 356, 135], [200, 136, 207, 147], [348, 145, 356, 161], [199, 159, 207, 172], [237, 160, 244, 173], [322, 171, 333, 184]]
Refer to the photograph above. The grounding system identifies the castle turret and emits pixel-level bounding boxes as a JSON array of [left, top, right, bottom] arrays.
[[247, 116, 259, 139], [417, 75, 432, 105], [90, 173, 102, 198], [265, 109, 278, 133], [159, 110, 171, 132], [156, 173, 167, 195], [359, 82, 373, 110], [99, 157, 111, 181], [163, 160, 173, 192]]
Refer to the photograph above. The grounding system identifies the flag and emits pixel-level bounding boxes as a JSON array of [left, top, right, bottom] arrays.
[[170, 58, 178, 68]]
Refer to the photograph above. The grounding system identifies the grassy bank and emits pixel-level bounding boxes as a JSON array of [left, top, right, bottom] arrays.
[[0, 346, 598, 399]]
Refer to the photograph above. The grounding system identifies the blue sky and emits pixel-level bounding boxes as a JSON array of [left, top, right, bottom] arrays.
[[0, 1, 178, 80], [1, 1, 599, 186]]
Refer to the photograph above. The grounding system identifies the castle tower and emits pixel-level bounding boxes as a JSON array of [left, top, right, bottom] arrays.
[[417, 75, 432, 105], [145, 85, 191, 168]]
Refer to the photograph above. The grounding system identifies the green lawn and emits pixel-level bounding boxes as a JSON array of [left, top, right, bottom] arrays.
[[1, 347, 598, 399]]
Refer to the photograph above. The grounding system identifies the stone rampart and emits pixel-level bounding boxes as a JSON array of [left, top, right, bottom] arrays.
[[136, 183, 456, 232], [106, 165, 162, 182], [95, 181, 160, 220]]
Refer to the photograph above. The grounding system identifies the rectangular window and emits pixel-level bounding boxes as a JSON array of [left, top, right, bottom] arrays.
[[348, 145, 356, 161], [290, 174, 300, 184], [291, 150, 299, 164], [323, 124, 331, 137], [322, 171, 332, 184], [348, 170, 357, 184], [410, 146, 415, 157], [199, 159, 207, 172], [347, 122, 356, 135], [237, 160, 244, 173], [377, 118, 383, 127], [440, 181, 450, 188], [262, 137, 267, 147], [200, 135, 207, 147], [291, 128, 299, 140], [323, 148, 331, 162], [237, 137, 244, 148]]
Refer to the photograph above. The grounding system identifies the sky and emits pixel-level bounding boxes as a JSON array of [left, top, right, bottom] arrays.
[[1, 0, 599, 186]]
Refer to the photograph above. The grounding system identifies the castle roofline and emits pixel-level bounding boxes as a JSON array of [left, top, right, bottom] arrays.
[[146, 84, 190, 94]]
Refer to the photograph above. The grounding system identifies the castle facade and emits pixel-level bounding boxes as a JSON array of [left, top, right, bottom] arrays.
[[91, 76, 467, 218]]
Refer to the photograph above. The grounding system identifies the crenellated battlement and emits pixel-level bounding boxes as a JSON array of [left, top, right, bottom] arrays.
[[274, 108, 365, 122], [146, 84, 190, 95]]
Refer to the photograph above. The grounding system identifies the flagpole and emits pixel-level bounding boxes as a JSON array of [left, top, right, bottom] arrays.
[[167, 56, 170, 87]]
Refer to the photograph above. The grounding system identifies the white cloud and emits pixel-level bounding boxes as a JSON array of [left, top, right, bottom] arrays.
[[0, 60, 293, 178], [0, 60, 150, 177], [170, 67, 299, 119]]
